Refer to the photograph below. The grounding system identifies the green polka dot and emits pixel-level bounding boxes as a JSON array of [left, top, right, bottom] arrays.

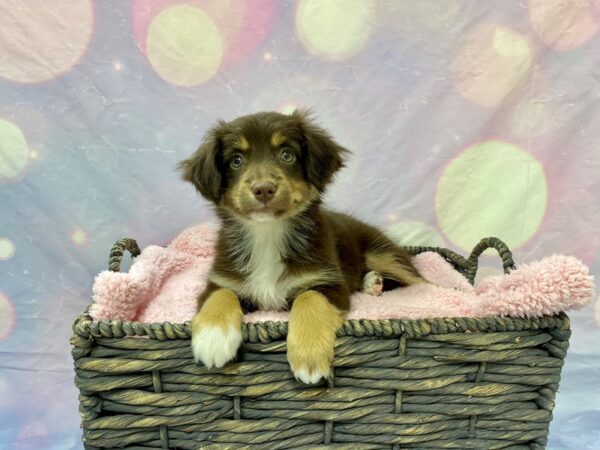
[[0, 238, 15, 260], [296, 0, 375, 61], [0, 119, 29, 181], [436, 140, 547, 251]]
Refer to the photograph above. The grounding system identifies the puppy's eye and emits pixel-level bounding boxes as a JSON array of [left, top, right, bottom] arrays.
[[280, 150, 296, 164], [230, 154, 245, 169]]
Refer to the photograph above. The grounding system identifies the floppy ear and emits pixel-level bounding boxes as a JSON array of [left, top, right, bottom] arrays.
[[178, 122, 225, 203], [292, 109, 349, 191]]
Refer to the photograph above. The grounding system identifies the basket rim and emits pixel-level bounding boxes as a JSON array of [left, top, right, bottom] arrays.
[[72, 305, 570, 343]]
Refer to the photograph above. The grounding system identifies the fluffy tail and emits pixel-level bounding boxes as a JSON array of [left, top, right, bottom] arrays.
[[365, 235, 426, 287]]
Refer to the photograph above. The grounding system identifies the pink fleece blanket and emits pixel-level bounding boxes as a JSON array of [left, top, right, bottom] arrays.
[[90, 224, 594, 324]]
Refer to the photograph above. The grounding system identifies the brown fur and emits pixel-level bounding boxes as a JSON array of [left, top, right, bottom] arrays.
[[180, 110, 425, 381]]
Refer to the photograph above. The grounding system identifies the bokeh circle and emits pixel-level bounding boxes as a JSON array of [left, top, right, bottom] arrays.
[[0, 119, 30, 182], [0, 0, 93, 83], [70, 228, 88, 246], [529, 0, 600, 51], [436, 140, 547, 251], [296, 0, 376, 61], [0, 238, 16, 260], [146, 5, 223, 87], [451, 24, 533, 108], [132, 0, 276, 79]]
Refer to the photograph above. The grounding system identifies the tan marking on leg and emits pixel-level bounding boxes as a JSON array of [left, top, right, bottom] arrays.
[[271, 131, 285, 147], [191, 289, 243, 368], [365, 251, 426, 286], [287, 290, 343, 384]]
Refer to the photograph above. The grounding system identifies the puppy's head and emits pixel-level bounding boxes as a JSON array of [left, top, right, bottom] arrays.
[[179, 110, 348, 222]]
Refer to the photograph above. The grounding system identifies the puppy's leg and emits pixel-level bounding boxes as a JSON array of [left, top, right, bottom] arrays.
[[191, 285, 243, 368], [366, 238, 426, 286], [287, 289, 344, 384], [362, 270, 384, 296]]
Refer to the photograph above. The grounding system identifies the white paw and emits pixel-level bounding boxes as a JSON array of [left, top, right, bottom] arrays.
[[287, 341, 333, 384], [192, 324, 242, 368], [362, 270, 383, 296], [292, 365, 330, 385]]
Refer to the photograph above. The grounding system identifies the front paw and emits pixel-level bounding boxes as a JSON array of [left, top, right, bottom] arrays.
[[287, 336, 333, 384], [192, 318, 242, 368], [191, 288, 243, 368], [287, 290, 343, 384]]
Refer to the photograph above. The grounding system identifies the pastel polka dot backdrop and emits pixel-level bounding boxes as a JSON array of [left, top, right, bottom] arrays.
[[436, 140, 548, 251], [0, 238, 16, 260], [529, 0, 600, 51], [450, 24, 534, 108], [146, 5, 223, 87], [0, 291, 16, 341], [296, 0, 376, 61], [1, 1, 599, 448], [0, 0, 94, 84], [0, 119, 30, 182]]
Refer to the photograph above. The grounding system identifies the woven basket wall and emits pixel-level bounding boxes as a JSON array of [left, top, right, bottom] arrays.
[[71, 237, 571, 449]]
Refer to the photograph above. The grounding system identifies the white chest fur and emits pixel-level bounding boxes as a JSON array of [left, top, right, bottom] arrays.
[[239, 221, 289, 310], [212, 218, 328, 311]]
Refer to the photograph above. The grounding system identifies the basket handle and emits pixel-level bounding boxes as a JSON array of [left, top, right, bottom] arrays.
[[464, 237, 516, 283], [108, 238, 141, 272]]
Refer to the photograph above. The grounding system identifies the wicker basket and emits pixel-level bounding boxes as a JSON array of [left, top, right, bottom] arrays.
[[71, 237, 570, 449]]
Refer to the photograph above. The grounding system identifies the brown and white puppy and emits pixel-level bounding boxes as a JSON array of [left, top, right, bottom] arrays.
[[179, 110, 425, 384]]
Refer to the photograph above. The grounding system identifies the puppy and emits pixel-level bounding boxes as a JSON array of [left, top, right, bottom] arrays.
[[179, 110, 425, 384]]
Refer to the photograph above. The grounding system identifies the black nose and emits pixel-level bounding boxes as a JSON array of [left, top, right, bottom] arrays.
[[252, 182, 277, 204]]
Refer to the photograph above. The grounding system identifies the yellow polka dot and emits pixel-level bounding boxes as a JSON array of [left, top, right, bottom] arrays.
[[0, 238, 15, 260], [451, 25, 533, 107], [529, 0, 600, 51], [263, 52, 273, 61], [147, 5, 223, 87], [436, 140, 547, 251], [70, 228, 88, 246], [385, 221, 446, 248], [0, 119, 29, 182], [0, 292, 15, 340], [296, 0, 375, 61], [493, 27, 531, 57], [0, 0, 93, 83]]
